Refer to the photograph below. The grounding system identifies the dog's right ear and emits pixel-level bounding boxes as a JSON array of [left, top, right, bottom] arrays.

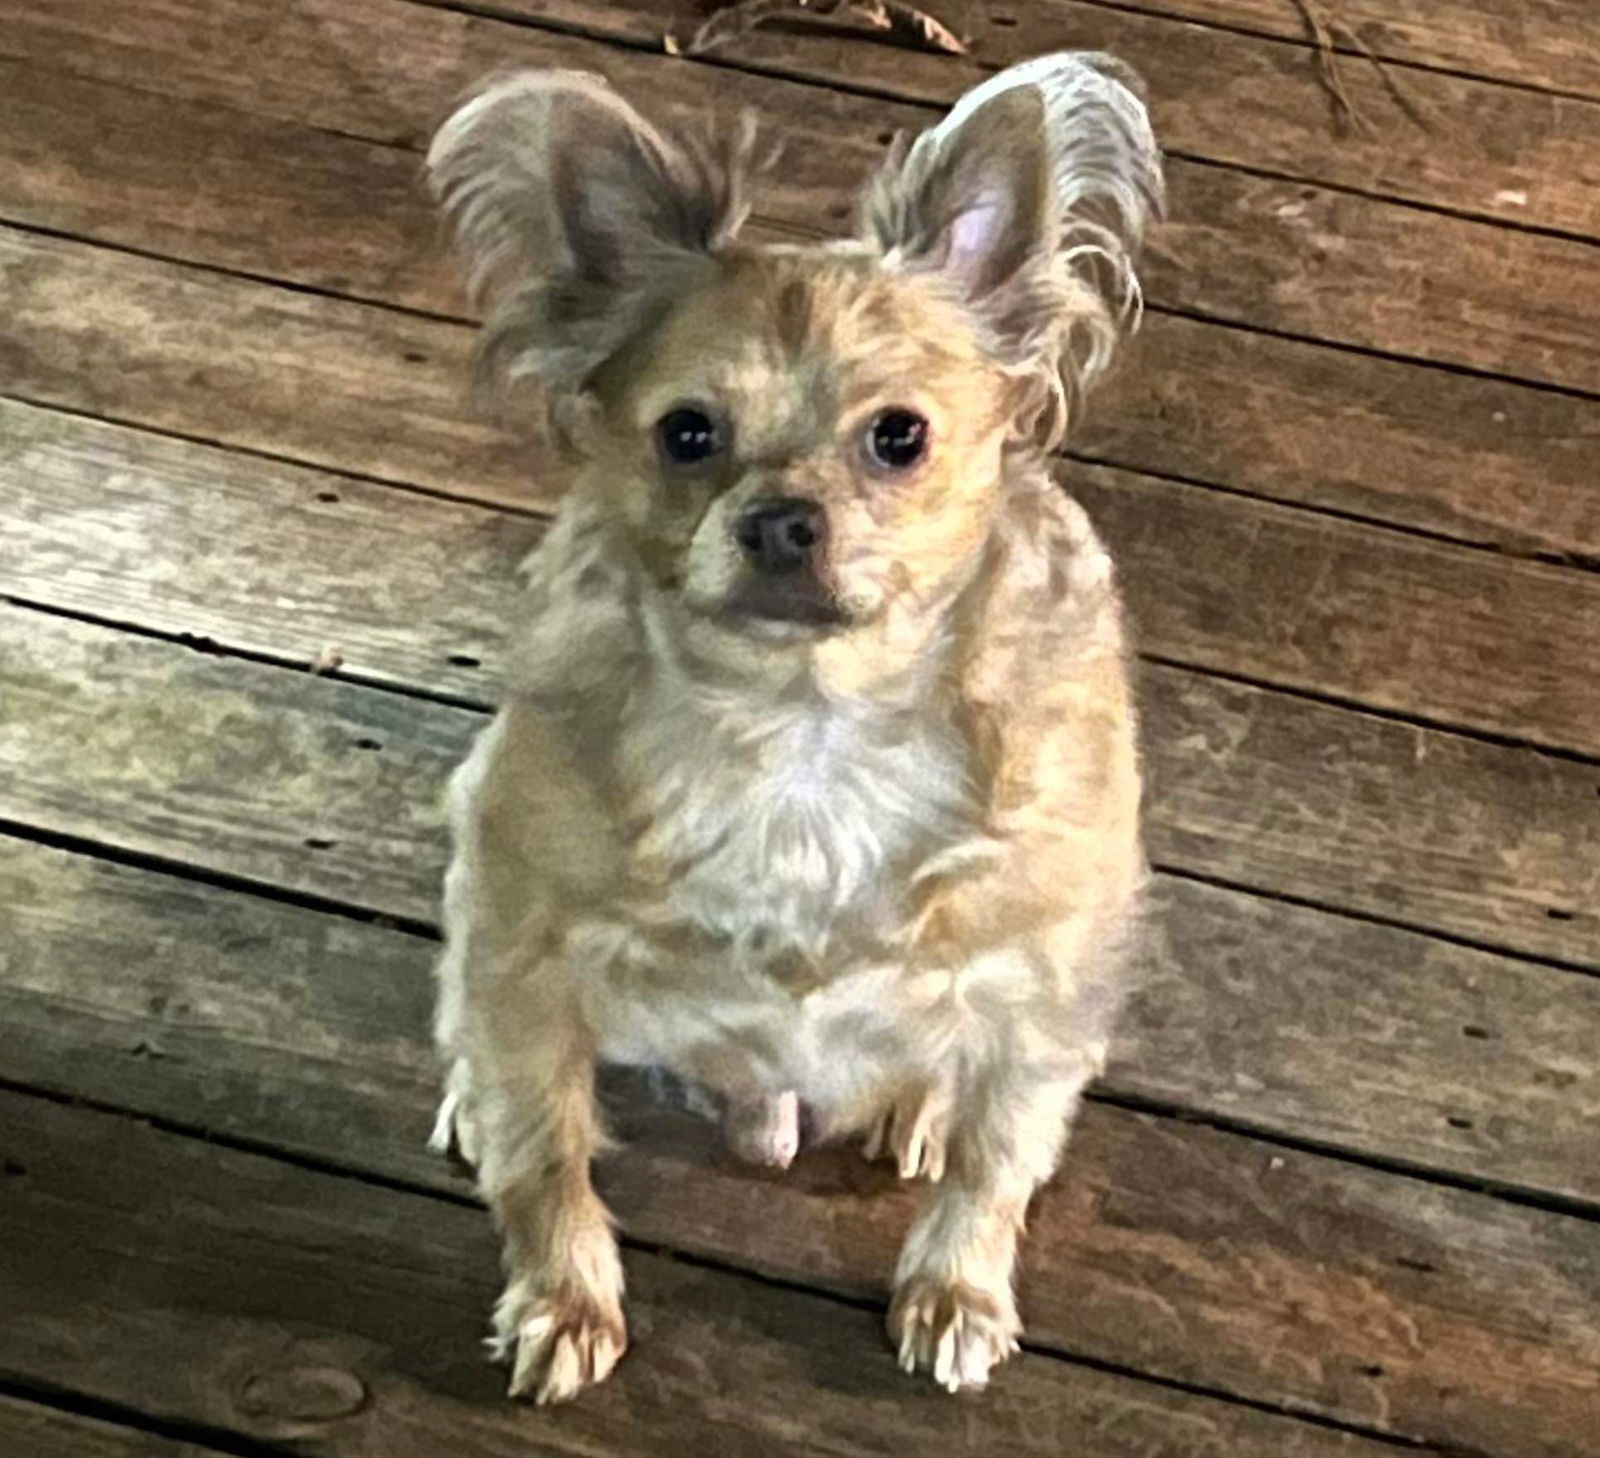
[[428, 71, 756, 427]]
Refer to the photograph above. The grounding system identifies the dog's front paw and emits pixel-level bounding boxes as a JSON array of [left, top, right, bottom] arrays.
[[888, 1274, 1021, 1393], [493, 1276, 627, 1404], [724, 1090, 800, 1169], [864, 1084, 950, 1181]]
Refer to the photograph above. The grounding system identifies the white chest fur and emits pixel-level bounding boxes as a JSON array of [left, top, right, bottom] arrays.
[[618, 673, 973, 956]]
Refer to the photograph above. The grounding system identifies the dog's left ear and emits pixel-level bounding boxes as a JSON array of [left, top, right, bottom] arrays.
[[861, 53, 1164, 444]]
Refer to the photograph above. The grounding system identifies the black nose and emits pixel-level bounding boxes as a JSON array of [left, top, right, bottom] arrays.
[[734, 498, 826, 576]]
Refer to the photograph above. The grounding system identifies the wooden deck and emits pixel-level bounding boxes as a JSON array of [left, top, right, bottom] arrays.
[[3, 1, 1599, 1453]]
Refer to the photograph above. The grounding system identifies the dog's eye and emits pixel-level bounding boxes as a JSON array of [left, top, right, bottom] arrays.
[[657, 407, 722, 466], [866, 409, 929, 471]]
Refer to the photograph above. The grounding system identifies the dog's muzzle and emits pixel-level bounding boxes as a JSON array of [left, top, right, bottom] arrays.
[[726, 498, 848, 627]]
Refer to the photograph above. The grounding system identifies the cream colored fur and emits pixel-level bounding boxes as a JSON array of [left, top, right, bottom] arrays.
[[427, 54, 1162, 1403]]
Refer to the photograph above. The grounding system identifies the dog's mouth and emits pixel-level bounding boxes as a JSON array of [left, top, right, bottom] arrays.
[[716, 575, 852, 635]]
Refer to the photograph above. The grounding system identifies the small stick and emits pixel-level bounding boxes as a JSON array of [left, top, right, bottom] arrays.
[[1331, 17, 1434, 132], [669, 0, 966, 58], [1290, 0, 1373, 136]]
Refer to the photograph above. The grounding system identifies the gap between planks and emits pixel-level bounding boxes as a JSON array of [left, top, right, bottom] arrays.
[[8, 34, 1600, 563], [0, 1086, 1493, 1458], [0, 1386, 298, 1458], [5, 853, 1600, 1227], [400, 0, 1600, 238], [0, 1088, 1469, 1458], [4, 603, 1599, 1210]]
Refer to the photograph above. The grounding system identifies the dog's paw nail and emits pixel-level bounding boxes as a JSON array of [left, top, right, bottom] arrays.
[[888, 1276, 1019, 1393], [498, 1289, 627, 1404], [867, 1090, 949, 1181]]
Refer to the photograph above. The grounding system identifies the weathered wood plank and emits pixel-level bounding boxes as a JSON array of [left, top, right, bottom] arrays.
[[1143, 667, 1600, 967], [1145, 162, 1600, 395], [1081, 463, 1600, 755], [8, 252, 1600, 760], [11, 388, 1600, 757], [8, 71, 1600, 564], [1085, 311, 1600, 565], [9, 5, 1600, 400], [0, 1397, 223, 1458], [3, 610, 1597, 1188], [0, 606, 461, 919], [6, 403, 1597, 969], [0, 228, 535, 510], [13, 0, 1600, 242], [983, 0, 1600, 100], [475, 0, 1600, 236], [0, 399, 537, 691], [2, 1091, 1436, 1458], [0, 55, 460, 316]]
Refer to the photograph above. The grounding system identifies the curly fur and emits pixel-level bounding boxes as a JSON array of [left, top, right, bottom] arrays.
[[426, 53, 1162, 1404]]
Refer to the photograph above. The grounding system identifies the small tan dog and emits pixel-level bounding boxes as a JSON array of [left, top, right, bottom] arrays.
[[427, 53, 1162, 1404]]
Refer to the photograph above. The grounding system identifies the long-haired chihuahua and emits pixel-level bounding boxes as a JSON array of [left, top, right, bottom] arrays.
[[426, 53, 1162, 1402]]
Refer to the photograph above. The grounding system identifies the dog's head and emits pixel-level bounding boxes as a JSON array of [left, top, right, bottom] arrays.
[[430, 58, 1161, 643]]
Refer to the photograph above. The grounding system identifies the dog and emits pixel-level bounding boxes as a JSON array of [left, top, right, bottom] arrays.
[[426, 52, 1162, 1404]]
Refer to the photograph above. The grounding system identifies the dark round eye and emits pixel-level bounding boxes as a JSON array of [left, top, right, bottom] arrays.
[[867, 408, 929, 471], [657, 407, 721, 466]]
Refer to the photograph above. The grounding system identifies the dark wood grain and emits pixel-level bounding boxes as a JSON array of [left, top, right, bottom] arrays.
[[4, 897, 1599, 1455], [13, 0, 1600, 241], [2, 1089, 1438, 1458], [0, 1398, 222, 1458], [10, 383, 1600, 756], [7, 57, 1600, 562], [477, 0, 1600, 236], [978, 0, 1600, 100], [7, 2, 1600, 397], [1080, 463, 1600, 754], [3, 612, 1597, 1190], [6, 403, 1597, 967], [0, 227, 535, 510]]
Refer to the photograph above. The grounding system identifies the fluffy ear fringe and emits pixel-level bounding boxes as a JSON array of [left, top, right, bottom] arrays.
[[427, 70, 766, 443], [863, 53, 1165, 449]]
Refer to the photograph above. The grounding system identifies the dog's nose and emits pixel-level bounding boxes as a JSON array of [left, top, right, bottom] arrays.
[[734, 498, 826, 576]]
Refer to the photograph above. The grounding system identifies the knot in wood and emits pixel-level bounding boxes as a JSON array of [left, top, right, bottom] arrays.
[[233, 1363, 369, 1425]]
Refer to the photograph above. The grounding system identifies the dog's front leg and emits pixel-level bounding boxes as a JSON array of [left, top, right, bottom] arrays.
[[887, 1058, 1091, 1392], [469, 984, 625, 1405]]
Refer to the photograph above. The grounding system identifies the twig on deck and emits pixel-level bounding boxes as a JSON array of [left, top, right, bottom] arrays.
[[1289, 0, 1431, 136], [1290, 0, 1373, 136], [1335, 19, 1434, 133], [667, 0, 966, 58]]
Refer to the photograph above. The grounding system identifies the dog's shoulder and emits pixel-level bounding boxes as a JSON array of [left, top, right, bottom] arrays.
[[958, 471, 1129, 710], [503, 498, 640, 702]]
